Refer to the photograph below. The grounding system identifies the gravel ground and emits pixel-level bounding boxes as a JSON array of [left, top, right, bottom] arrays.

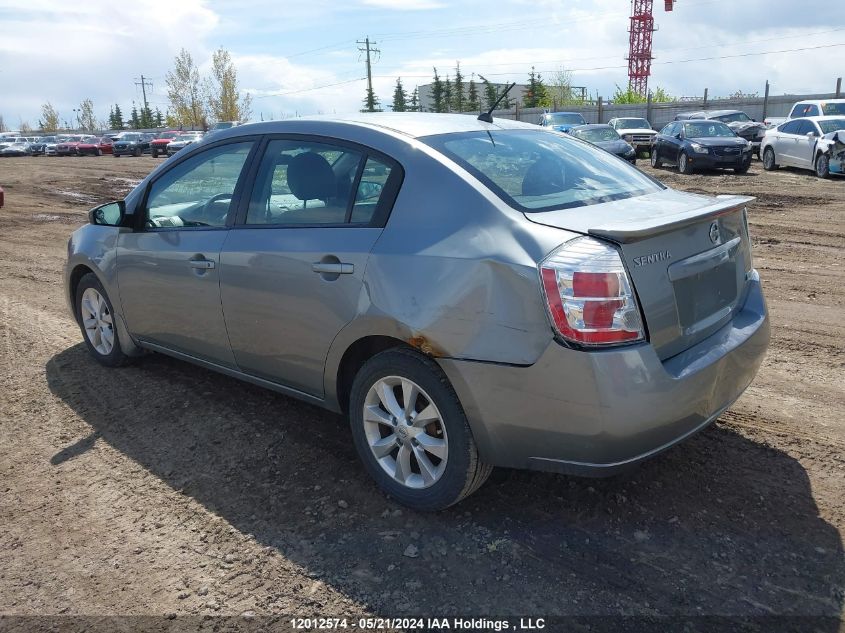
[[0, 155, 843, 631]]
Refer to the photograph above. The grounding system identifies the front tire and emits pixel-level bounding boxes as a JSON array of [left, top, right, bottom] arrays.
[[762, 147, 778, 171], [815, 153, 830, 179], [75, 273, 131, 367], [151, 148, 159, 158], [734, 163, 750, 174], [650, 148, 662, 168], [678, 152, 693, 174], [349, 348, 491, 511]]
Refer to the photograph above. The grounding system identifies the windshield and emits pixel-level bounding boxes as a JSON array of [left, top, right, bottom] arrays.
[[819, 119, 845, 134], [713, 112, 752, 123], [822, 103, 845, 115], [616, 118, 650, 129], [121, 134, 140, 141], [573, 127, 621, 142], [422, 130, 662, 213], [547, 113, 585, 125], [214, 122, 234, 129], [64, 136, 82, 142], [42, 137, 56, 142], [157, 131, 179, 139], [174, 135, 197, 142], [684, 122, 735, 138]]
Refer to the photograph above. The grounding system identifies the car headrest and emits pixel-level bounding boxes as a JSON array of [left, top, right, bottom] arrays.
[[522, 158, 566, 197], [287, 152, 336, 201]]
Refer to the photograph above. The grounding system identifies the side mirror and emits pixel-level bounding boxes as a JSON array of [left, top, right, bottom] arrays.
[[88, 200, 125, 226], [674, 133, 683, 140]]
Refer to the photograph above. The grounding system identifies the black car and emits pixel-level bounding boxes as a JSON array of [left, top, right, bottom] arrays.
[[30, 136, 57, 156], [112, 133, 153, 157], [569, 124, 636, 164], [674, 110, 766, 157], [651, 120, 753, 174]]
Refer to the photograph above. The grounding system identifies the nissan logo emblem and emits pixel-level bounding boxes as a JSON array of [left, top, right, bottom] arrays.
[[709, 221, 721, 244]]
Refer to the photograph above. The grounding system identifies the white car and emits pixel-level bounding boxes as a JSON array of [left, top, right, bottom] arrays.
[[764, 99, 845, 129], [607, 117, 657, 155], [761, 115, 845, 178]]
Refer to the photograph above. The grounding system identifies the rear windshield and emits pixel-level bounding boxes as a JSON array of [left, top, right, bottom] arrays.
[[819, 119, 845, 134], [616, 118, 650, 129], [822, 103, 845, 116], [422, 130, 662, 213], [547, 113, 585, 125], [712, 112, 752, 123]]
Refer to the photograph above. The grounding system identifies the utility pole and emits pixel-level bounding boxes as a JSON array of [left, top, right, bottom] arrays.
[[134, 75, 154, 126], [357, 37, 380, 112]]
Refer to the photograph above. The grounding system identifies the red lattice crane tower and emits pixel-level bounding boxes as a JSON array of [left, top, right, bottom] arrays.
[[627, 0, 675, 97]]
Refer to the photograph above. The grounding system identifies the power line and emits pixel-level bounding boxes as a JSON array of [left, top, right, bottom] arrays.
[[252, 76, 365, 99], [134, 75, 153, 113]]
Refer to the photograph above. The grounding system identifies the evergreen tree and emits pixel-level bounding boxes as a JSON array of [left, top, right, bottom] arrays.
[[361, 85, 381, 112], [391, 77, 408, 112], [451, 62, 465, 112], [444, 75, 452, 112], [408, 86, 420, 112], [467, 75, 480, 112], [130, 102, 141, 129], [112, 104, 124, 129], [524, 66, 549, 108], [480, 76, 498, 110], [431, 68, 445, 113], [154, 107, 164, 127]]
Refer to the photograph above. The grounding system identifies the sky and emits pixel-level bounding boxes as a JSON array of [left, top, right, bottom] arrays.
[[1, 0, 844, 127]]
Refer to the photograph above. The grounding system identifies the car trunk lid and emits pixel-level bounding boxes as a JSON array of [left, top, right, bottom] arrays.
[[525, 189, 754, 359]]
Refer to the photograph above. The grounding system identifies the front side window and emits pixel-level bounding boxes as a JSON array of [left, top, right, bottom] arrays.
[[780, 120, 803, 134], [145, 141, 253, 228], [422, 130, 662, 213], [796, 120, 817, 136]]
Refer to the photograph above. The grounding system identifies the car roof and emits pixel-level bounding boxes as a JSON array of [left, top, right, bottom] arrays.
[[799, 115, 845, 121], [570, 124, 613, 130], [210, 112, 541, 141], [792, 99, 845, 105], [545, 111, 582, 116]]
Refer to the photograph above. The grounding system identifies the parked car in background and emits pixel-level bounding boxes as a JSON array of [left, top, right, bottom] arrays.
[[569, 124, 637, 163], [30, 136, 57, 155], [98, 137, 114, 155], [76, 136, 111, 156], [56, 136, 89, 156], [0, 137, 29, 152], [607, 117, 656, 156], [66, 113, 769, 510], [166, 132, 203, 156], [150, 130, 181, 157], [787, 99, 845, 119], [112, 133, 153, 157], [0, 138, 34, 156], [652, 120, 753, 174], [675, 110, 766, 158], [538, 111, 587, 133], [206, 121, 240, 136], [761, 116, 845, 178]]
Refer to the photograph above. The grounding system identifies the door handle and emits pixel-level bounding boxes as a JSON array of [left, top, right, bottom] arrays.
[[312, 262, 353, 274], [189, 259, 215, 269]]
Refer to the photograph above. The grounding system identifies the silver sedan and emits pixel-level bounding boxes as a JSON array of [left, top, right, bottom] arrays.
[[65, 113, 769, 510]]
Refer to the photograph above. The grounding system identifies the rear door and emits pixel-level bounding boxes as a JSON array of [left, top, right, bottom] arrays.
[[776, 120, 803, 165], [117, 140, 258, 366], [219, 137, 403, 396]]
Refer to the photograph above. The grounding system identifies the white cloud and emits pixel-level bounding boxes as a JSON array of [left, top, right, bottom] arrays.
[[361, 0, 445, 9]]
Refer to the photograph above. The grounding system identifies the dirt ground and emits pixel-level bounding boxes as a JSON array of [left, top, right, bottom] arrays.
[[0, 154, 843, 629]]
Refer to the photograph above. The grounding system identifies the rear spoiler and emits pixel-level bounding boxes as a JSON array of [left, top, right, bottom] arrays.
[[588, 195, 755, 243]]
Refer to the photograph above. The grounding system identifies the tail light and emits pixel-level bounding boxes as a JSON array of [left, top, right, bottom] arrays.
[[539, 237, 644, 346]]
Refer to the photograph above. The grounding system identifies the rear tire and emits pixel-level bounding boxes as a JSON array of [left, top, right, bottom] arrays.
[[349, 348, 491, 511], [75, 273, 131, 368], [678, 152, 693, 174], [762, 147, 778, 171], [134, 147, 141, 157], [815, 153, 830, 179]]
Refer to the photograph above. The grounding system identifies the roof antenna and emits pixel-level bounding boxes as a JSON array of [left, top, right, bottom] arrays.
[[477, 82, 516, 123]]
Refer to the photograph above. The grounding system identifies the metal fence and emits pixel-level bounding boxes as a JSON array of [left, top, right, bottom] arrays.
[[469, 90, 842, 130]]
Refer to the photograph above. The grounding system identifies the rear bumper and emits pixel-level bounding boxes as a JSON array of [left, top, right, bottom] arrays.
[[439, 273, 769, 475]]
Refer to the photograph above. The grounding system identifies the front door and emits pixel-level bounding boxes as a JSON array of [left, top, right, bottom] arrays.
[[117, 140, 256, 366], [220, 138, 401, 396]]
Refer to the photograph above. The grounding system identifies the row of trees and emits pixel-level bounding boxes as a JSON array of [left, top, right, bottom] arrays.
[[377, 62, 673, 113], [25, 46, 252, 133]]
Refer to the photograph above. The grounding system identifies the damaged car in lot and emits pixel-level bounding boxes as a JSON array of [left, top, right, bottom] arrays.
[[675, 110, 766, 158], [65, 113, 769, 511], [761, 116, 845, 178], [569, 124, 637, 163]]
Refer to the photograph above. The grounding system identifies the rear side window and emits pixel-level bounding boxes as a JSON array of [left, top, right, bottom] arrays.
[[422, 130, 662, 213], [245, 139, 401, 226], [822, 102, 845, 115]]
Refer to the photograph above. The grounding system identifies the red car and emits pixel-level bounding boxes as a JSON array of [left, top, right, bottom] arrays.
[[149, 131, 181, 157], [55, 135, 86, 156], [77, 137, 113, 156]]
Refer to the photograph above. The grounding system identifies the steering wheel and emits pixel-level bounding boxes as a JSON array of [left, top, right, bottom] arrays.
[[200, 192, 233, 223]]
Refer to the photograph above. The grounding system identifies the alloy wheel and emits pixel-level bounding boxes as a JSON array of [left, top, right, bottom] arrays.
[[363, 376, 448, 489], [80, 287, 115, 355]]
